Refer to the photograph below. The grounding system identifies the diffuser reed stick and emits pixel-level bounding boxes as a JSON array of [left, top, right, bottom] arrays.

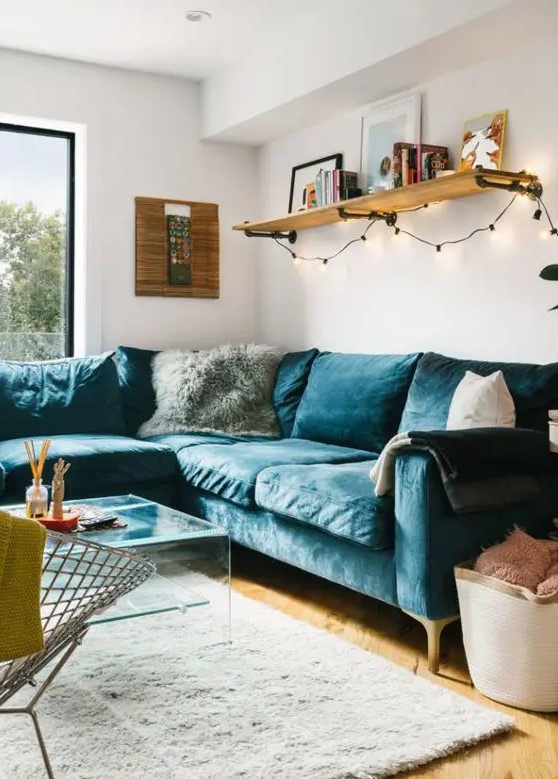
[[24, 439, 51, 519], [24, 439, 51, 481], [24, 441, 37, 480]]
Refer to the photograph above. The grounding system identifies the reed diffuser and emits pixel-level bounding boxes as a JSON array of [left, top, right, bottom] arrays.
[[24, 439, 51, 519]]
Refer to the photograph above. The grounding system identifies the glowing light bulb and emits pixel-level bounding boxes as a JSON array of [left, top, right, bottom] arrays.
[[319, 261, 328, 272], [292, 255, 302, 267], [541, 229, 552, 241]]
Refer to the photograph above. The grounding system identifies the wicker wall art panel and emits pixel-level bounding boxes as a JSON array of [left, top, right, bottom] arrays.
[[135, 196, 219, 298]]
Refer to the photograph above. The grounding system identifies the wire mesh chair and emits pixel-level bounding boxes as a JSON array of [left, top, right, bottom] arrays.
[[0, 531, 155, 778]]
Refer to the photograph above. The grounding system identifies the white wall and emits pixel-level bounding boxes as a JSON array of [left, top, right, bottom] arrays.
[[256, 36, 558, 364], [0, 48, 259, 354], [202, 0, 528, 143]]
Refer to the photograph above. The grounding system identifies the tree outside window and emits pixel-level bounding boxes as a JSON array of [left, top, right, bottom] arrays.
[[0, 125, 74, 361]]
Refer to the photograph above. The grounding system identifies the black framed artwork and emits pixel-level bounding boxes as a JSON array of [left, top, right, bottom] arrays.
[[288, 153, 343, 213]]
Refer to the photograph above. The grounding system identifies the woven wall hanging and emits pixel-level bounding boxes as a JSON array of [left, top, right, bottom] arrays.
[[135, 196, 219, 298]]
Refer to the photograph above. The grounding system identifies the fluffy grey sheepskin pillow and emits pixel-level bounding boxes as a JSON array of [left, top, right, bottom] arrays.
[[138, 343, 284, 438]]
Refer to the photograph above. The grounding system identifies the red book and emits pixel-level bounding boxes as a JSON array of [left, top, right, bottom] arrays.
[[392, 142, 415, 188]]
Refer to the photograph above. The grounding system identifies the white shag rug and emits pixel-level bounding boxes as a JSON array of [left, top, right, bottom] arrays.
[[0, 567, 513, 779]]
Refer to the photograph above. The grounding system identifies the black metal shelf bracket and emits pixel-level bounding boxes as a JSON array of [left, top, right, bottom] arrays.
[[243, 228, 297, 244], [337, 208, 398, 227], [474, 170, 543, 199], [337, 208, 375, 221]]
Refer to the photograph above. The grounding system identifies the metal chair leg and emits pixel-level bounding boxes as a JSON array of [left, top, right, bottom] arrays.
[[0, 638, 82, 778], [29, 709, 55, 779], [0, 708, 55, 779], [26, 637, 83, 710]]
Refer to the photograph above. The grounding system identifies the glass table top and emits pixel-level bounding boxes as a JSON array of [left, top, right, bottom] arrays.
[[4, 494, 227, 549], [71, 495, 227, 548]]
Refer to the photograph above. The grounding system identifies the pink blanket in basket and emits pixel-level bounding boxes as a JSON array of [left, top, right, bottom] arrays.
[[475, 528, 558, 596]]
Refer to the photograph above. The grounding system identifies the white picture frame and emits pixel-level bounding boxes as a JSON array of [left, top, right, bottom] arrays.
[[360, 91, 421, 194]]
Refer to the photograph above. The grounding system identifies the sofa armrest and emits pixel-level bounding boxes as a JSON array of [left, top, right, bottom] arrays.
[[393, 451, 558, 620]]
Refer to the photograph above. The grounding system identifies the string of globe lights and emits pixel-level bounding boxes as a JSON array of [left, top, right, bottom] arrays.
[[269, 187, 558, 268]]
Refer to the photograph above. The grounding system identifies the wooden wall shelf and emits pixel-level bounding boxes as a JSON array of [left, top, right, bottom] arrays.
[[233, 169, 540, 236]]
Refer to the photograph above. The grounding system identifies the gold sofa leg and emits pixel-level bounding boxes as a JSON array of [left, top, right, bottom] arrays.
[[402, 611, 459, 674]]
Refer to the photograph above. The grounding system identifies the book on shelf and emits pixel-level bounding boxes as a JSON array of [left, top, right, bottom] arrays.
[[315, 170, 324, 206], [333, 169, 339, 202], [339, 171, 359, 200], [419, 144, 449, 181], [313, 169, 360, 207], [393, 142, 450, 188], [304, 182, 317, 209], [392, 142, 415, 188]]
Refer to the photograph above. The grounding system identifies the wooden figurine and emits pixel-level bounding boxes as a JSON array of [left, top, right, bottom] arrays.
[[51, 458, 71, 520]]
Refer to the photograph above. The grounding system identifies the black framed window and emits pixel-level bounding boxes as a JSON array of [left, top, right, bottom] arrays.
[[0, 122, 75, 360]]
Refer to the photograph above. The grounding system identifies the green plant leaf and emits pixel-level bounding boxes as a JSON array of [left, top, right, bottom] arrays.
[[540, 265, 558, 280]]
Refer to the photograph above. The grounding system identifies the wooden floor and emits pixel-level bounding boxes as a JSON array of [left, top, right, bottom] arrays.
[[230, 546, 558, 779]]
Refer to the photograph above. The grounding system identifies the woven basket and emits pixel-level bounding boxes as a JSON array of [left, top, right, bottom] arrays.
[[455, 561, 558, 712]]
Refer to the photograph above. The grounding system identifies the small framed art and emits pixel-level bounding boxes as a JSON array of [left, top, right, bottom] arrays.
[[288, 154, 342, 212], [360, 91, 421, 193], [459, 110, 507, 171]]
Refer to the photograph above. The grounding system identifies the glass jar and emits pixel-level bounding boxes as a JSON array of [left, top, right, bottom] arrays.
[[25, 479, 49, 519]]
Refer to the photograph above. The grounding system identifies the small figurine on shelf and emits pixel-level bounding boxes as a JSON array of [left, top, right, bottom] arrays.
[[51, 458, 71, 520]]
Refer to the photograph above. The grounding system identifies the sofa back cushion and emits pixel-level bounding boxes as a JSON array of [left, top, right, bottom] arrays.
[[117, 345, 317, 437], [291, 352, 421, 453], [272, 349, 319, 437], [116, 346, 158, 435], [400, 351, 558, 432], [0, 352, 127, 441]]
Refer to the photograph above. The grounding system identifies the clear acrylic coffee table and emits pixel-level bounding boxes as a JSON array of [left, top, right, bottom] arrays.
[[7, 494, 231, 641], [77, 495, 231, 640]]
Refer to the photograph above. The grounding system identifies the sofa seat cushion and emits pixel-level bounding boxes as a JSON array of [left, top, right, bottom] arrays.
[[176, 438, 373, 509], [145, 433, 241, 452], [0, 435, 177, 496], [255, 461, 393, 550]]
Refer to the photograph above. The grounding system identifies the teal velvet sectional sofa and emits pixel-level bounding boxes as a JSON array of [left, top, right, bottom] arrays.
[[3, 346, 558, 672]]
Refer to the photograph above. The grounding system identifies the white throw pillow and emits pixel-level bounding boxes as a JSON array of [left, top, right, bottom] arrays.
[[446, 370, 516, 429]]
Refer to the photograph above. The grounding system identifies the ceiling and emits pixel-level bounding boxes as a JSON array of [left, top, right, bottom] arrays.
[[1, 0, 551, 144], [0, 0, 311, 80]]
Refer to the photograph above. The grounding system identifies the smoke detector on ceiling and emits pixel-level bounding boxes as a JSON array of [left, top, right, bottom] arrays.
[[185, 10, 212, 22]]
